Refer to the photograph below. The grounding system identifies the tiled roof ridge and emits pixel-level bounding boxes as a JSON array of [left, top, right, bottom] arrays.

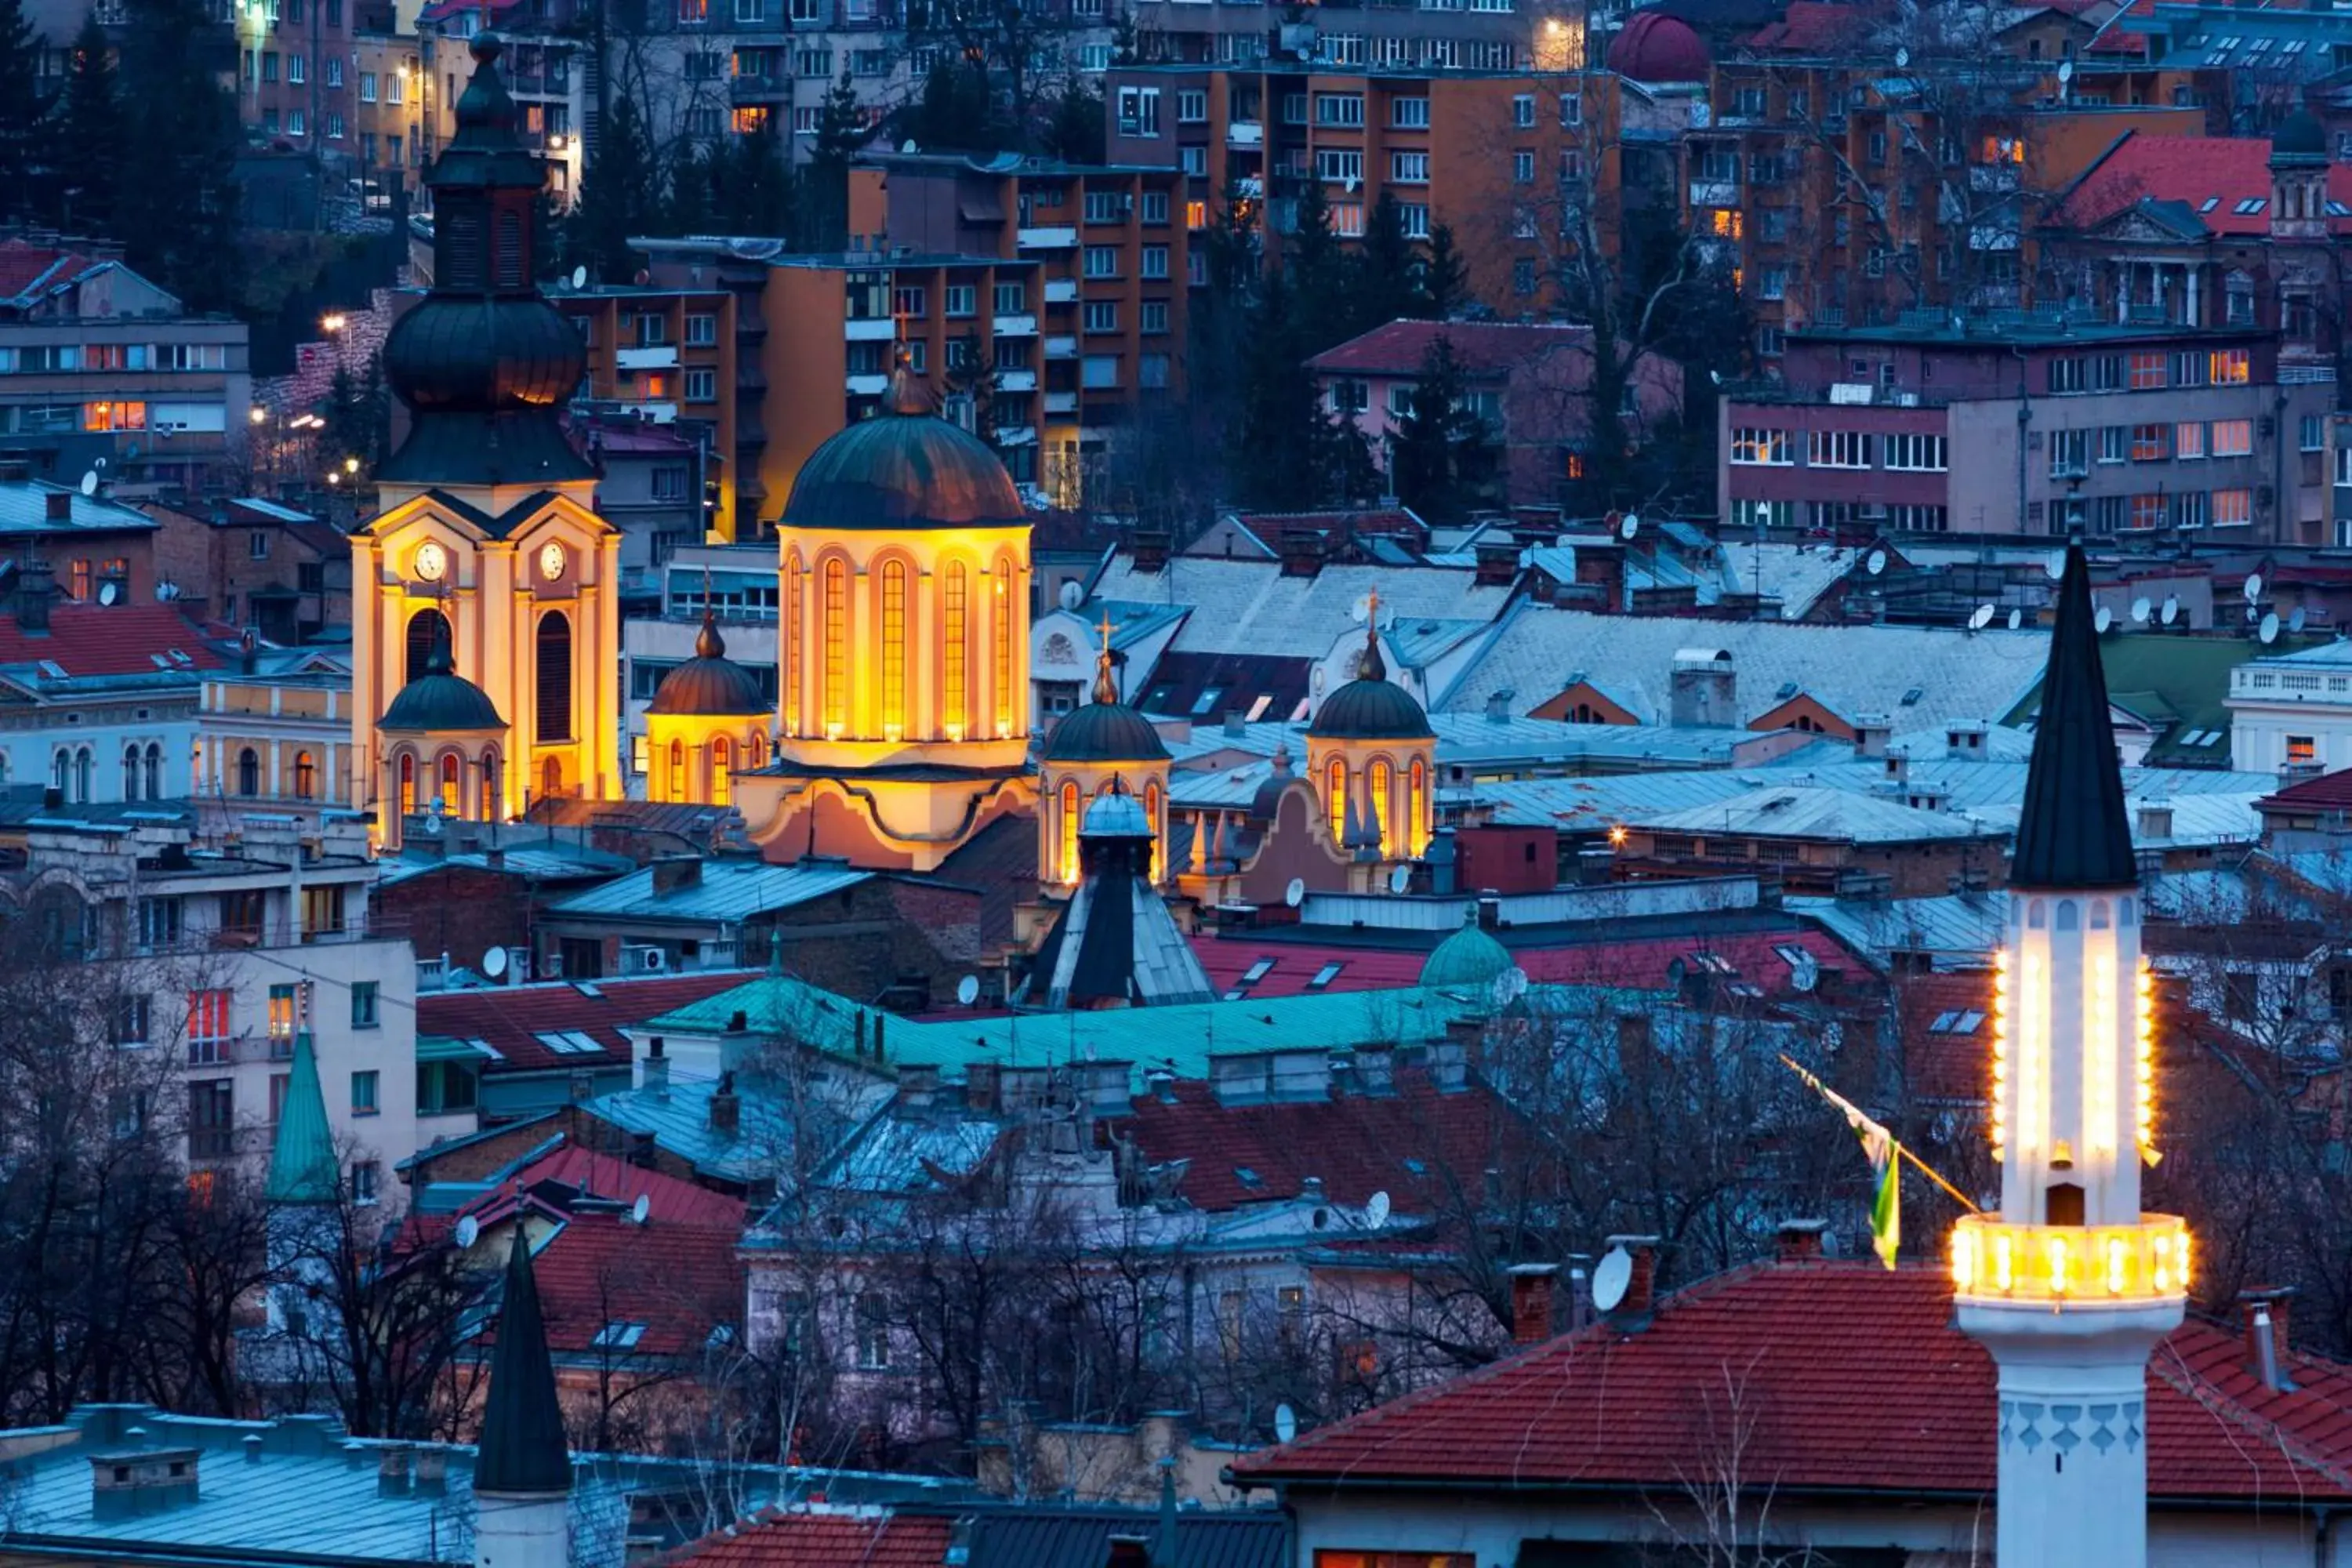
[[2147, 1335, 2352, 1496]]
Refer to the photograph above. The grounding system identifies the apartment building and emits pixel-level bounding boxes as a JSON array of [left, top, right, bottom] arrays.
[[553, 285, 741, 537], [194, 659, 358, 829], [0, 243, 254, 497], [350, 30, 430, 196], [850, 153, 1192, 501], [2, 815, 417, 1206], [227, 0, 365, 169], [416, 2, 579, 201], [1123, 0, 1579, 78], [1102, 64, 1643, 309], [145, 495, 350, 636], [1719, 312, 2332, 543]]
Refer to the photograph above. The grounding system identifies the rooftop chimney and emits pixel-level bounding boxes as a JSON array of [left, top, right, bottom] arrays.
[[1668, 649, 1736, 728], [1775, 1217, 1829, 1263], [2241, 1287, 2298, 1393], [1602, 1233, 1660, 1324], [19, 557, 54, 634], [1484, 689, 1515, 725], [44, 488, 72, 522], [1508, 1262, 1560, 1345], [1853, 713, 1892, 759], [90, 1449, 202, 1519], [708, 1070, 741, 1136], [1129, 526, 1171, 573], [376, 1446, 413, 1498], [642, 1039, 669, 1101], [652, 855, 703, 896], [2136, 804, 2174, 843]]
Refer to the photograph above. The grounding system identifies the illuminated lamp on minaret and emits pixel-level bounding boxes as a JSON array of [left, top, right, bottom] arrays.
[[1951, 543, 2186, 1568]]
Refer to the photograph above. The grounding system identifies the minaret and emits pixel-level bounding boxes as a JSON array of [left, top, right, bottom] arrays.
[[474, 1229, 572, 1568], [261, 1030, 340, 1356], [1951, 544, 2186, 1568]]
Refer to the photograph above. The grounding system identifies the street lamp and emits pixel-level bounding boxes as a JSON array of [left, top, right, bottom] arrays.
[[321, 312, 347, 333], [343, 456, 360, 475], [248, 406, 267, 425]]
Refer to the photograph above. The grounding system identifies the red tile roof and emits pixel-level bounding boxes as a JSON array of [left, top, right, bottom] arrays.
[[0, 244, 98, 304], [1190, 929, 1859, 1000], [417, 972, 753, 1073], [1744, 1, 1879, 53], [1119, 1074, 1530, 1213], [1306, 319, 1595, 378], [1236, 1260, 2352, 1501], [2062, 133, 2352, 236], [497, 1142, 749, 1231], [671, 1510, 953, 1568], [0, 605, 220, 677], [526, 1207, 744, 1359], [2258, 768, 2352, 813], [1893, 968, 1997, 1105]]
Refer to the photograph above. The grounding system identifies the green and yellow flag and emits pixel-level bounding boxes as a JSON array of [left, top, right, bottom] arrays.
[[1782, 1055, 1900, 1270]]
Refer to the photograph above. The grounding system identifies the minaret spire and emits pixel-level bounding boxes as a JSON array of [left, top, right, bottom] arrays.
[[474, 1228, 571, 1568], [2013, 545, 2136, 888]]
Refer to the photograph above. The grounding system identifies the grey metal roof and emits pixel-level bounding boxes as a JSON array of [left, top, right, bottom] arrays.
[[550, 860, 871, 922], [964, 1505, 1288, 1568], [1086, 557, 1512, 659], [0, 482, 158, 535], [1629, 784, 2006, 844]]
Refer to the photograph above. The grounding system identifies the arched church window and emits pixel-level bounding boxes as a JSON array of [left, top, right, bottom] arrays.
[[712, 736, 731, 806], [993, 557, 1014, 735], [144, 743, 162, 800], [782, 554, 801, 734], [1143, 779, 1163, 867], [479, 751, 499, 822], [237, 747, 260, 797], [942, 561, 969, 737], [294, 750, 316, 800], [1326, 757, 1346, 837], [535, 612, 573, 743], [822, 559, 848, 735], [668, 739, 685, 801], [123, 746, 141, 801], [747, 731, 766, 768], [399, 753, 415, 816], [1408, 758, 1428, 855], [1058, 779, 1080, 884], [1369, 758, 1394, 857], [880, 559, 909, 737], [406, 608, 452, 684], [77, 748, 90, 803], [437, 752, 459, 813], [540, 755, 563, 800]]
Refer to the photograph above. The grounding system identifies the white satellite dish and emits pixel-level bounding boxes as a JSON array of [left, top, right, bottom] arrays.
[[1791, 953, 1819, 993], [96, 580, 118, 606], [631, 1194, 652, 1225], [2291, 606, 2309, 633], [569, 264, 587, 290], [2046, 550, 2067, 581], [2161, 596, 2180, 626], [1058, 579, 1085, 612], [1894, 44, 1910, 67], [2130, 596, 2151, 624], [2006, 608, 2023, 631], [1284, 876, 1306, 909], [2057, 57, 2074, 83], [78, 470, 97, 497], [482, 945, 508, 978], [453, 1214, 479, 1249], [1388, 863, 1410, 895], [900, 139, 916, 153], [1273, 1403, 1298, 1443], [2260, 611, 2281, 645], [1968, 604, 1995, 631], [1489, 965, 1529, 1008], [1350, 594, 1373, 623], [2246, 572, 2264, 603], [1364, 1190, 1391, 1231], [1620, 512, 1642, 541], [1591, 1245, 1635, 1312], [1865, 548, 1887, 577], [2094, 605, 2114, 634], [955, 974, 981, 1007]]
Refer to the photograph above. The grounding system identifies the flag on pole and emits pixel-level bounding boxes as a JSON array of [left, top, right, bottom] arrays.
[[1781, 1055, 1901, 1270]]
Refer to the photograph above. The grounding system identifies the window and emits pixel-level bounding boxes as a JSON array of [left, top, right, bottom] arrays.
[[1178, 89, 1207, 122], [139, 896, 182, 949], [352, 1070, 379, 1116], [2172, 490, 2208, 530], [2211, 419, 2252, 457], [1141, 244, 1168, 279], [2172, 350, 2210, 389], [2212, 347, 2251, 384], [351, 1160, 379, 1205], [945, 284, 977, 318], [2130, 423, 2169, 463], [114, 994, 151, 1047], [2049, 429, 2088, 477], [268, 982, 309, 1047], [2175, 421, 2205, 460], [536, 612, 573, 742], [1084, 245, 1120, 278], [1316, 93, 1364, 127], [1392, 96, 1429, 129], [1889, 503, 1949, 532], [685, 313, 718, 347], [822, 558, 847, 734], [352, 980, 379, 1029], [288, 52, 304, 83], [1807, 430, 1873, 469], [1142, 191, 1169, 224], [188, 989, 233, 1063], [360, 71, 376, 100], [2301, 414, 2325, 452], [994, 281, 1026, 314], [189, 1079, 234, 1160], [1315, 148, 1363, 183], [1730, 499, 1794, 528], [1730, 428, 1791, 465], [1884, 433, 1948, 471], [2129, 351, 2167, 390], [857, 1292, 891, 1368], [2212, 488, 2253, 527], [1142, 300, 1170, 336], [2129, 492, 2165, 531], [1117, 85, 1160, 136], [84, 401, 146, 432], [1084, 300, 1118, 333], [685, 368, 716, 401], [2099, 426, 2127, 464]]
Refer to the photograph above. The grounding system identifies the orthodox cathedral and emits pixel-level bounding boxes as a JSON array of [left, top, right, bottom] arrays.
[[350, 34, 1439, 925]]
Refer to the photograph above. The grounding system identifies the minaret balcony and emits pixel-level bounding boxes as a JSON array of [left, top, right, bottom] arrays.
[[1951, 1213, 2190, 1307]]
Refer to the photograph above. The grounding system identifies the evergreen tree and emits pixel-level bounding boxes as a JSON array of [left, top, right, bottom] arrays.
[[1231, 271, 1332, 510], [562, 94, 658, 281], [1039, 82, 1102, 162], [712, 117, 793, 235], [800, 71, 866, 249], [663, 139, 714, 237], [53, 16, 120, 234], [944, 330, 996, 442], [1388, 336, 1494, 522], [321, 355, 390, 469], [1355, 194, 1424, 335], [1283, 176, 1350, 351], [0, 0, 48, 227], [114, 0, 238, 310], [1421, 223, 1469, 321]]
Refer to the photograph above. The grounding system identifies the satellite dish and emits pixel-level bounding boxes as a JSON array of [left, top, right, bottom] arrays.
[[1058, 579, 1084, 612], [1791, 953, 1819, 993], [78, 470, 97, 498], [2006, 608, 2023, 631], [453, 1214, 479, 1249], [569, 264, 587, 290], [2094, 605, 2114, 634], [1388, 863, 1410, 895], [1351, 594, 1373, 623], [1284, 877, 1306, 909], [2046, 550, 2067, 581], [96, 580, 118, 606], [1968, 604, 1995, 631], [482, 946, 508, 978], [2292, 606, 2309, 633], [1592, 1245, 1635, 1312], [1273, 1403, 1298, 1443], [956, 974, 981, 1007], [1620, 512, 1642, 541], [2260, 611, 2281, 645], [2058, 59, 2074, 83], [2246, 572, 2265, 602], [1866, 548, 1887, 577], [2247, 604, 2261, 625], [1365, 1190, 1391, 1230], [2161, 596, 2180, 626], [1489, 965, 1529, 1007], [2131, 596, 2151, 623], [631, 1194, 651, 1225], [900, 139, 916, 153], [1895, 44, 1911, 67]]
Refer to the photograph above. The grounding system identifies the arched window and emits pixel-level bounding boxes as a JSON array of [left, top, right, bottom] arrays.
[[50, 750, 65, 795], [747, 731, 767, 768], [782, 554, 802, 734], [75, 747, 92, 803], [880, 559, 909, 738], [1369, 758, 1394, 857], [993, 558, 1014, 735], [1408, 757, 1428, 856], [236, 747, 260, 797], [942, 561, 969, 737], [434, 752, 459, 813], [398, 753, 416, 816], [1143, 779, 1163, 877], [1326, 757, 1347, 838], [406, 607, 452, 684], [712, 736, 732, 805], [480, 752, 500, 822], [821, 559, 848, 735], [124, 746, 142, 800], [144, 743, 162, 800], [1058, 779, 1080, 884], [293, 750, 316, 800], [541, 754, 563, 800], [535, 612, 573, 743], [667, 739, 685, 801]]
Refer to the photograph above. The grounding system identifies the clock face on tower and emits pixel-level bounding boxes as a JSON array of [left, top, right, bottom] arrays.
[[413, 541, 448, 582], [539, 542, 567, 581]]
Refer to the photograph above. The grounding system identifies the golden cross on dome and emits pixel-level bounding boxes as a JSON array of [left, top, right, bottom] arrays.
[[1091, 612, 1118, 705]]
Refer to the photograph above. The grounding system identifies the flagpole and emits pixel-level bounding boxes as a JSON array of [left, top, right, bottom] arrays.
[[1778, 1053, 1982, 1214]]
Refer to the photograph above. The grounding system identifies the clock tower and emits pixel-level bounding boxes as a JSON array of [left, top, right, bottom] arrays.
[[347, 32, 621, 844]]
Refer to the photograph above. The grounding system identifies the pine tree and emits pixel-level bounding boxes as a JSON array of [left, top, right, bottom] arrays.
[[1388, 336, 1492, 522], [1231, 271, 1328, 510], [1421, 223, 1469, 321], [664, 139, 714, 237], [1355, 194, 1423, 336], [563, 93, 658, 281], [800, 71, 866, 249], [713, 116, 793, 236], [53, 15, 122, 237], [0, 0, 49, 227], [114, 0, 238, 310], [1039, 82, 1102, 162]]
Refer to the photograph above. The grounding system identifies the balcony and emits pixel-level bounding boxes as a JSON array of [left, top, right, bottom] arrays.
[[1044, 278, 1080, 304], [731, 74, 788, 103], [998, 369, 1039, 392], [1950, 1214, 2190, 1306], [1018, 225, 1080, 249], [616, 345, 679, 370], [1044, 390, 1079, 415], [847, 373, 890, 395], [1228, 120, 1263, 147], [1688, 180, 1740, 207], [1044, 336, 1078, 360], [845, 318, 896, 342], [993, 312, 1038, 336]]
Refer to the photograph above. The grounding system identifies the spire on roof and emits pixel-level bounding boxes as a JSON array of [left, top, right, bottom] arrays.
[[695, 605, 725, 662], [263, 1030, 339, 1206], [476, 1228, 572, 1496], [2013, 543, 2136, 887], [1091, 612, 1119, 706], [1358, 590, 1387, 681], [885, 346, 934, 416]]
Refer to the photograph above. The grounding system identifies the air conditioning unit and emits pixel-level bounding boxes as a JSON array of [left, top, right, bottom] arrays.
[[622, 943, 668, 974]]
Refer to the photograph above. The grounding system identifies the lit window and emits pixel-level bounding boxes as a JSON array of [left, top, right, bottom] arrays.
[[880, 559, 908, 736], [711, 736, 731, 805], [822, 558, 847, 734], [942, 561, 968, 735]]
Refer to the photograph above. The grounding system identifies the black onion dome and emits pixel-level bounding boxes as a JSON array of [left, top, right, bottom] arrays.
[[1308, 626, 1432, 741], [382, 299, 586, 412], [782, 367, 1025, 532], [1044, 630, 1167, 763], [648, 613, 770, 717], [382, 626, 505, 733]]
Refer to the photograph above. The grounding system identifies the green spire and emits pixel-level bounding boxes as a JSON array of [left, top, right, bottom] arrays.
[[264, 1030, 339, 1205]]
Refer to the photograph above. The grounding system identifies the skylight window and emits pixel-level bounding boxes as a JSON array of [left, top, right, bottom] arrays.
[[2201, 197, 2223, 213], [1900, 688, 1924, 706], [1240, 958, 1276, 985], [1305, 962, 1345, 990], [590, 1322, 647, 1349], [1235, 1166, 1263, 1188], [2235, 198, 2267, 216], [1190, 685, 1226, 717]]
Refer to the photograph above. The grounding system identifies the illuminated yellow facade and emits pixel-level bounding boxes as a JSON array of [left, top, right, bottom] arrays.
[[644, 613, 774, 808], [1303, 617, 1437, 871], [1036, 622, 1172, 892]]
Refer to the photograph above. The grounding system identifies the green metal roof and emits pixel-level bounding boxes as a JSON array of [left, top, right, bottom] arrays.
[[264, 1030, 340, 1205], [2002, 626, 2317, 769]]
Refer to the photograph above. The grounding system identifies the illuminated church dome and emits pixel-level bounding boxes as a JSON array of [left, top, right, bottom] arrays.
[[1309, 627, 1435, 742], [381, 624, 504, 734], [1044, 639, 1167, 765], [648, 612, 769, 718], [781, 371, 1027, 532]]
